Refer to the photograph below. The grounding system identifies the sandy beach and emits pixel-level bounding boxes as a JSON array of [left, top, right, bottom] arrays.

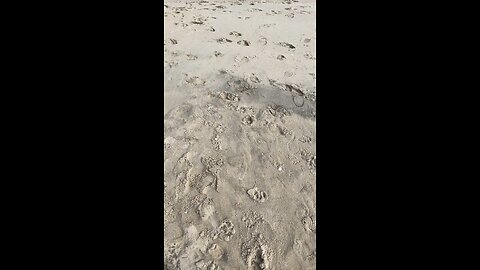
[[164, 0, 316, 269]]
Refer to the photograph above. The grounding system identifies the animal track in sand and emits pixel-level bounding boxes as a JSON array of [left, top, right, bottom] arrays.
[[216, 38, 233, 44], [301, 215, 316, 233], [165, 61, 178, 68], [210, 123, 225, 151], [218, 91, 240, 102], [186, 54, 198, 60], [237, 40, 251, 46], [298, 135, 312, 144], [266, 104, 291, 118], [201, 155, 224, 191], [217, 219, 236, 242], [247, 73, 261, 84], [241, 233, 274, 270], [278, 42, 296, 49], [164, 1, 317, 267], [242, 115, 256, 126], [191, 18, 205, 25], [304, 52, 316, 60], [227, 78, 255, 94], [165, 38, 178, 45], [299, 149, 316, 171], [247, 187, 268, 202], [229, 31, 243, 37]]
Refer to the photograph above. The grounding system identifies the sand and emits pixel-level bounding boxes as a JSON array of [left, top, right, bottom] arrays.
[[164, 0, 316, 269]]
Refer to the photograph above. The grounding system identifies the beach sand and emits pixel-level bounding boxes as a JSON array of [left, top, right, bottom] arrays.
[[164, 1, 316, 269]]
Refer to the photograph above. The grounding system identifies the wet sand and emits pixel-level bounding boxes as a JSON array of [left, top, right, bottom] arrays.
[[164, 1, 316, 269]]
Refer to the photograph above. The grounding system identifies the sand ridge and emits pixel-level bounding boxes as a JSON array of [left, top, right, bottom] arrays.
[[164, 0, 316, 269]]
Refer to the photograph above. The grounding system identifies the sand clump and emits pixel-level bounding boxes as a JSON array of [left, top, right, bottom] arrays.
[[164, 0, 316, 269]]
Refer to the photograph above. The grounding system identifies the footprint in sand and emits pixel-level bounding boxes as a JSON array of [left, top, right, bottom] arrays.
[[229, 31, 243, 37], [237, 40, 251, 46], [278, 42, 296, 49], [165, 38, 178, 45], [247, 187, 267, 202], [217, 37, 233, 44], [301, 215, 316, 233], [242, 115, 256, 126], [234, 56, 250, 63], [186, 54, 198, 61], [277, 54, 286, 61], [217, 219, 236, 242], [241, 234, 274, 270]]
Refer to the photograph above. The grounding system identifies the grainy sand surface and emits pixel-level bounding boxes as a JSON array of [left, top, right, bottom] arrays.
[[164, 0, 316, 269]]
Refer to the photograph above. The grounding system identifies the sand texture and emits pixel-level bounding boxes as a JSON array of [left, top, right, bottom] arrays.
[[164, 0, 316, 269]]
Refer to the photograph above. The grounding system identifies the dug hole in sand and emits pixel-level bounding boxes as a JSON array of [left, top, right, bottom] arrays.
[[164, 0, 316, 269]]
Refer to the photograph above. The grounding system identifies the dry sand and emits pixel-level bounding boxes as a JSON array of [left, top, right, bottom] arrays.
[[164, 0, 316, 269]]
